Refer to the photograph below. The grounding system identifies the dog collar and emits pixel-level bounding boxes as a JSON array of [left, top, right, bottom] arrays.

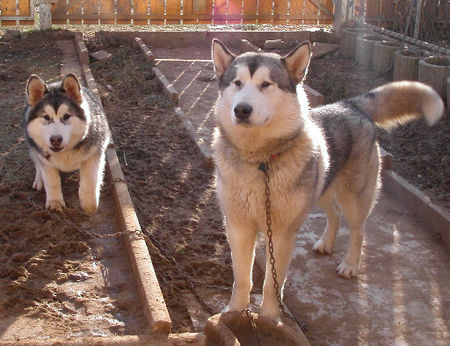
[[43, 152, 51, 160], [258, 154, 279, 173]]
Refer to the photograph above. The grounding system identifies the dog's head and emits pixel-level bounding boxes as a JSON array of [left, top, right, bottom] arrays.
[[212, 39, 312, 129], [25, 74, 88, 154]]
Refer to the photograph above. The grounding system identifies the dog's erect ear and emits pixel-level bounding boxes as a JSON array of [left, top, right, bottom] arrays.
[[26, 75, 48, 107], [212, 39, 235, 80], [62, 73, 82, 104], [282, 41, 312, 84]]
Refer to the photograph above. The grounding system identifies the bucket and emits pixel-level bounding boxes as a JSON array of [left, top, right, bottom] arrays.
[[355, 34, 385, 68], [393, 48, 431, 81], [418, 56, 450, 98], [373, 41, 403, 73], [340, 27, 372, 58]]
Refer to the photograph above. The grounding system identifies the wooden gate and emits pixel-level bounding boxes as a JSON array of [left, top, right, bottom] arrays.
[[0, 0, 34, 26], [51, 0, 334, 25]]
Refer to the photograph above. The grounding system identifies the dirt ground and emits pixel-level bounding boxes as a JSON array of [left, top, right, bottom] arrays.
[[1, 28, 448, 344], [0, 32, 148, 340]]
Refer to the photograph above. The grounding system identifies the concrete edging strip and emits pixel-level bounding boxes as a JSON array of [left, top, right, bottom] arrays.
[[74, 32, 172, 334], [382, 170, 450, 248]]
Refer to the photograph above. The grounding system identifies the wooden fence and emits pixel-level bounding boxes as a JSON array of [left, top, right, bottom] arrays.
[[0, 0, 34, 25], [50, 0, 334, 25]]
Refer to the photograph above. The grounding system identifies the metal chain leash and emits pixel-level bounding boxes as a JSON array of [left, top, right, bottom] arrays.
[[259, 161, 309, 332]]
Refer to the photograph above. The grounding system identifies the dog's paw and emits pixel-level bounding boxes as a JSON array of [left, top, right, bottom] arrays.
[[32, 178, 43, 191], [313, 238, 334, 254], [46, 199, 65, 212], [79, 190, 98, 215], [80, 201, 98, 215], [337, 261, 359, 279], [260, 303, 281, 321]]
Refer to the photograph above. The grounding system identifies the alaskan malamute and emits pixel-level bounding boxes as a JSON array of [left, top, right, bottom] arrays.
[[24, 73, 110, 215], [211, 39, 444, 319]]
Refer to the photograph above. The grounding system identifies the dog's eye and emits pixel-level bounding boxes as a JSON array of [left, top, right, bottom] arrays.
[[43, 114, 50, 121], [234, 80, 242, 88], [261, 82, 271, 89], [63, 114, 71, 121]]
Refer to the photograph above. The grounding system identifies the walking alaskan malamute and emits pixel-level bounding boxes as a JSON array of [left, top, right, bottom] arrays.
[[24, 73, 110, 215], [211, 39, 444, 319]]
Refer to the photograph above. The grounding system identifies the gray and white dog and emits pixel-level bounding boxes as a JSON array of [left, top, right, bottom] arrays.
[[24, 73, 110, 214], [211, 39, 444, 319]]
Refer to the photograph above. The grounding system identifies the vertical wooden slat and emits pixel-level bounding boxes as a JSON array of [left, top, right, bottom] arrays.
[[227, 0, 242, 24], [116, 0, 131, 24], [134, 0, 149, 25], [149, 0, 164, 24], [304, 0, 318, 24], [166, 0, 181, 24], [213, 0, 227, 24], [273, 0, 288, 25], [83, 0, 98, 24], [183, 0, 213, 24], [258, 0, 273, 24], [366, 0, 378, 23], [99, 0, 115, 24], [381, 0, 394, 26], [0, 0, 17, 26], [67, 0, 82, 24], [18, 0, 33, 25], [242, 0, 257, 24], [289, 0, 305, 24], [52, 0, 69, 24], [320, 0, 333, 24]]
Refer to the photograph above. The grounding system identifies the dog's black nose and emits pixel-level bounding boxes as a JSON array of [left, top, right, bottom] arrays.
[[234, 103, 253, 120], [50, 135, 63, 147]]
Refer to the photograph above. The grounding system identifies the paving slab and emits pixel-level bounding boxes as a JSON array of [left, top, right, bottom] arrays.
[[150, 46, 449, 345]]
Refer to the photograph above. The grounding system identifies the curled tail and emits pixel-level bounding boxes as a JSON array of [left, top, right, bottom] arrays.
[[351, 81, 444, 129]]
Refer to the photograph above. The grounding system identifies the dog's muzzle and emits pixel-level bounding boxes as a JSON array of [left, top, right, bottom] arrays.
[[234, 103, 253, 123], [49, 135, 63, 152]]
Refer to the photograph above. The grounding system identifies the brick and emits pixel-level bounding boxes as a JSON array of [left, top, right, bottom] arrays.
[[90, 50, 112, 62]]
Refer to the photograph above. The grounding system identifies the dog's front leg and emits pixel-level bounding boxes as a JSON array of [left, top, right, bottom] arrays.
[[224, 220, 258, 313], [260, 228, 298, 320], [40, 164, 65, 211], [79, 152, 105, 215]]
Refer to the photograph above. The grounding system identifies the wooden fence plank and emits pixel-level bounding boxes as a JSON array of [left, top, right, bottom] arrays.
[[304, 0, 318, 24], [213, 0, 227, 24], [99, 0, 115, 24], [242, 0, 257, 24], [320, 0, 333, 24], [184, 0, 212, 24], [83, 0, 98, 24], [116, 0, 132, 24], [52, 0, 69, 24], [18, 0, 33, 25], [67, 0, 82, 24], [149, 0, 164, 24], [166, 0, 181, 24], [289, 0, 305, 24], [273, 0, 288, 25], [227, 0, 242, 24], [0, 0, 17, 26], [133, 0, 149, 25], [258, 0, 273, 24]]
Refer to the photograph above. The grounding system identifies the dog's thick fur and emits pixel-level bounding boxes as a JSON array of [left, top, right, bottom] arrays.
[[24, 74, 110, 214], [211, 39, 444, 319]]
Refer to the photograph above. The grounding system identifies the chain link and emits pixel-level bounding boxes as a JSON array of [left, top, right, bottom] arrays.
[[261, 161, 309, 332], [242, 308, 262, 346]]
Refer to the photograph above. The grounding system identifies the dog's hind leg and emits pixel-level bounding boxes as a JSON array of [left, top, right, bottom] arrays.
[[336, 147, 380, 278], [313, 183, 341, 254], [224, 220, 258, 313], [79, 152, 105, 215], [260, 229, 298, 319]]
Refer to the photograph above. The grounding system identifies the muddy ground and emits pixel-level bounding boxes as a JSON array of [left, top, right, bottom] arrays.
[[0, 29, 448, 342], [0, 32, 148, 340]]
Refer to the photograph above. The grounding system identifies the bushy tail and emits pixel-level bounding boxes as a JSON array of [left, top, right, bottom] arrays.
[[351, 81, 444, 129]]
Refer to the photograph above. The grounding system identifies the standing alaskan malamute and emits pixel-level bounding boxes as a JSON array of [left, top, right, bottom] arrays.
[[24, 73, 110, 215], [211, 39, 444, 319]]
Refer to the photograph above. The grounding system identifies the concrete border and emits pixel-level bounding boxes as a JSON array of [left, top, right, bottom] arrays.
[[382, 170, 450, 247], [74, 33, 172, 335], [0, 333, 205, 345]]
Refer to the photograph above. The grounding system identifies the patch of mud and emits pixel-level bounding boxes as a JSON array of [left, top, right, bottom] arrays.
[[0, 32, 147, 340]]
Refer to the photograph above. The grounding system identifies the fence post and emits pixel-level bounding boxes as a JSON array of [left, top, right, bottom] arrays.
[[333, 0, 355, 32], [39, 0, 52, 30]]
